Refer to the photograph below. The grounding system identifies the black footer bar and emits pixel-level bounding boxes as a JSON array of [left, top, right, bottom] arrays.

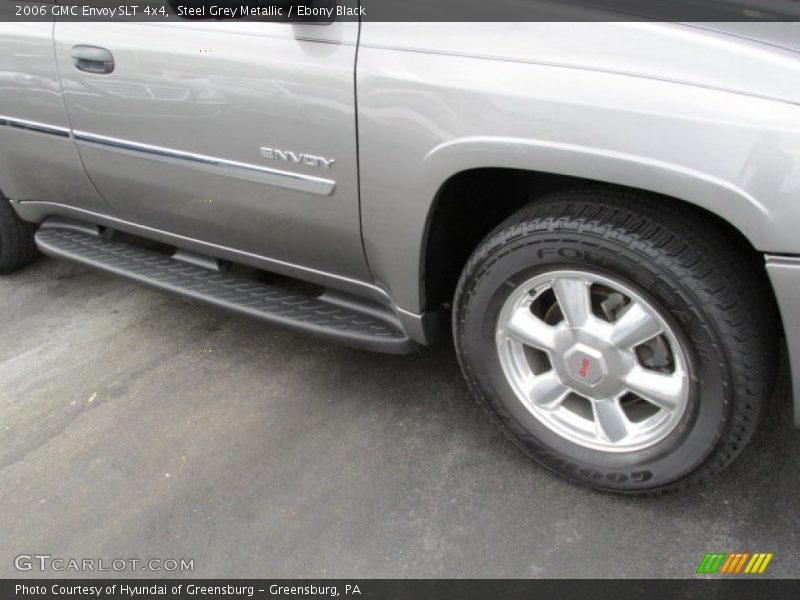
[[4, 579, 800, 600]]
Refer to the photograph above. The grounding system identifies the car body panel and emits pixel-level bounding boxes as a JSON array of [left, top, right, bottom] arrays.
[[52, 15, 370, 283], [357, 22, 800, 312], [766, 255, 800, 427], [0, 23, 108, 212], [687, 22, 800, 52]]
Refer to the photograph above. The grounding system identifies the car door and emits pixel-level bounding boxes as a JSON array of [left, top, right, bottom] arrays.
[[52, 9, 369, 282], [0, 17, 108, 214]]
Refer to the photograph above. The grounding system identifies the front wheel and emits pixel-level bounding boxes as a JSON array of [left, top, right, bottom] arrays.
[[453, 187, 777, 493]]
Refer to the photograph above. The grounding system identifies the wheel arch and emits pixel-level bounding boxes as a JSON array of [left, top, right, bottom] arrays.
[[419, 137, 771, 314]]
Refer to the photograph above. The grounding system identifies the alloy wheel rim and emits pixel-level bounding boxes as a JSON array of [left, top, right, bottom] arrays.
[[495, 270, 690, 453]]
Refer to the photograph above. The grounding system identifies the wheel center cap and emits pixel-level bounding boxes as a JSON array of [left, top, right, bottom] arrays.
[[563, 344, 607, 387]]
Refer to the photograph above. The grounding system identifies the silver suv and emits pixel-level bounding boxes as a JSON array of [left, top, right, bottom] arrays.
[[1, 17, 798, 493]]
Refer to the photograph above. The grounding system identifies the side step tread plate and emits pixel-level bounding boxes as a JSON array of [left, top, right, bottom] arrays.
[[35, 227, 415, 354]]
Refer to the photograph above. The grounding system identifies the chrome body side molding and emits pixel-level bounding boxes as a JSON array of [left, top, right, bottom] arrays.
[[72, 131, 337, 197], [0, 115, 71, 138], [0, 117, 337, 197]]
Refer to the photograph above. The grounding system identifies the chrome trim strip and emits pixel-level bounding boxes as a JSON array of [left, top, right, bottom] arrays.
[[72, 130, 337, 197], [0, 118, 336, 196], [0, 115, 71, 138], [765, 254, 800, 268]]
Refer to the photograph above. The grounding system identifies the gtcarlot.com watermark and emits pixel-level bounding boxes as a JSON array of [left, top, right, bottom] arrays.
[[14, 553, 194, 573]]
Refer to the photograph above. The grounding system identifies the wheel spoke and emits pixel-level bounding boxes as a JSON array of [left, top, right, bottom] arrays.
[[505, 306, 557, 351], [593, 397, 630, 443], [552, 277, 592, 327], [609, 302, 663, 348], [524, 371, 571, 410], [496, 268, 691, 452], [624, 366, 685, 411]]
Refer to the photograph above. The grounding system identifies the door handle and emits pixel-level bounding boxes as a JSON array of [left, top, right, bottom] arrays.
[[71, 45, 114, 74]]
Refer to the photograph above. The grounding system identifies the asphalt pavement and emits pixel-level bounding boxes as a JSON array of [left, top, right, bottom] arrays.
[[1, 257, 798, 578]]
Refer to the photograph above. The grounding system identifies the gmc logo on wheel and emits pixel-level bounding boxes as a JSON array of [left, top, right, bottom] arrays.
[[578, 357, 591, 379]]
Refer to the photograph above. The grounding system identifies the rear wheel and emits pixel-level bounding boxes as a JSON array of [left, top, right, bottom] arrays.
[[0, 195, 38, 274], [453, 186, 777, 493]]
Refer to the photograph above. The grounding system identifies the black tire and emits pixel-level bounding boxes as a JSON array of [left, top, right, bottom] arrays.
[[453, 185, 778, 494], [0, 195, 38, 274]]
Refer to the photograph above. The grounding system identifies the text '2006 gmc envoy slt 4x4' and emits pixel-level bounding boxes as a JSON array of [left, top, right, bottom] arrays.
[[1, 4, 800, 493]]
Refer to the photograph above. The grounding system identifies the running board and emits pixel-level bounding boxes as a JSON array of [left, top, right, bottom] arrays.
[[35, 223, 417, 354]]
